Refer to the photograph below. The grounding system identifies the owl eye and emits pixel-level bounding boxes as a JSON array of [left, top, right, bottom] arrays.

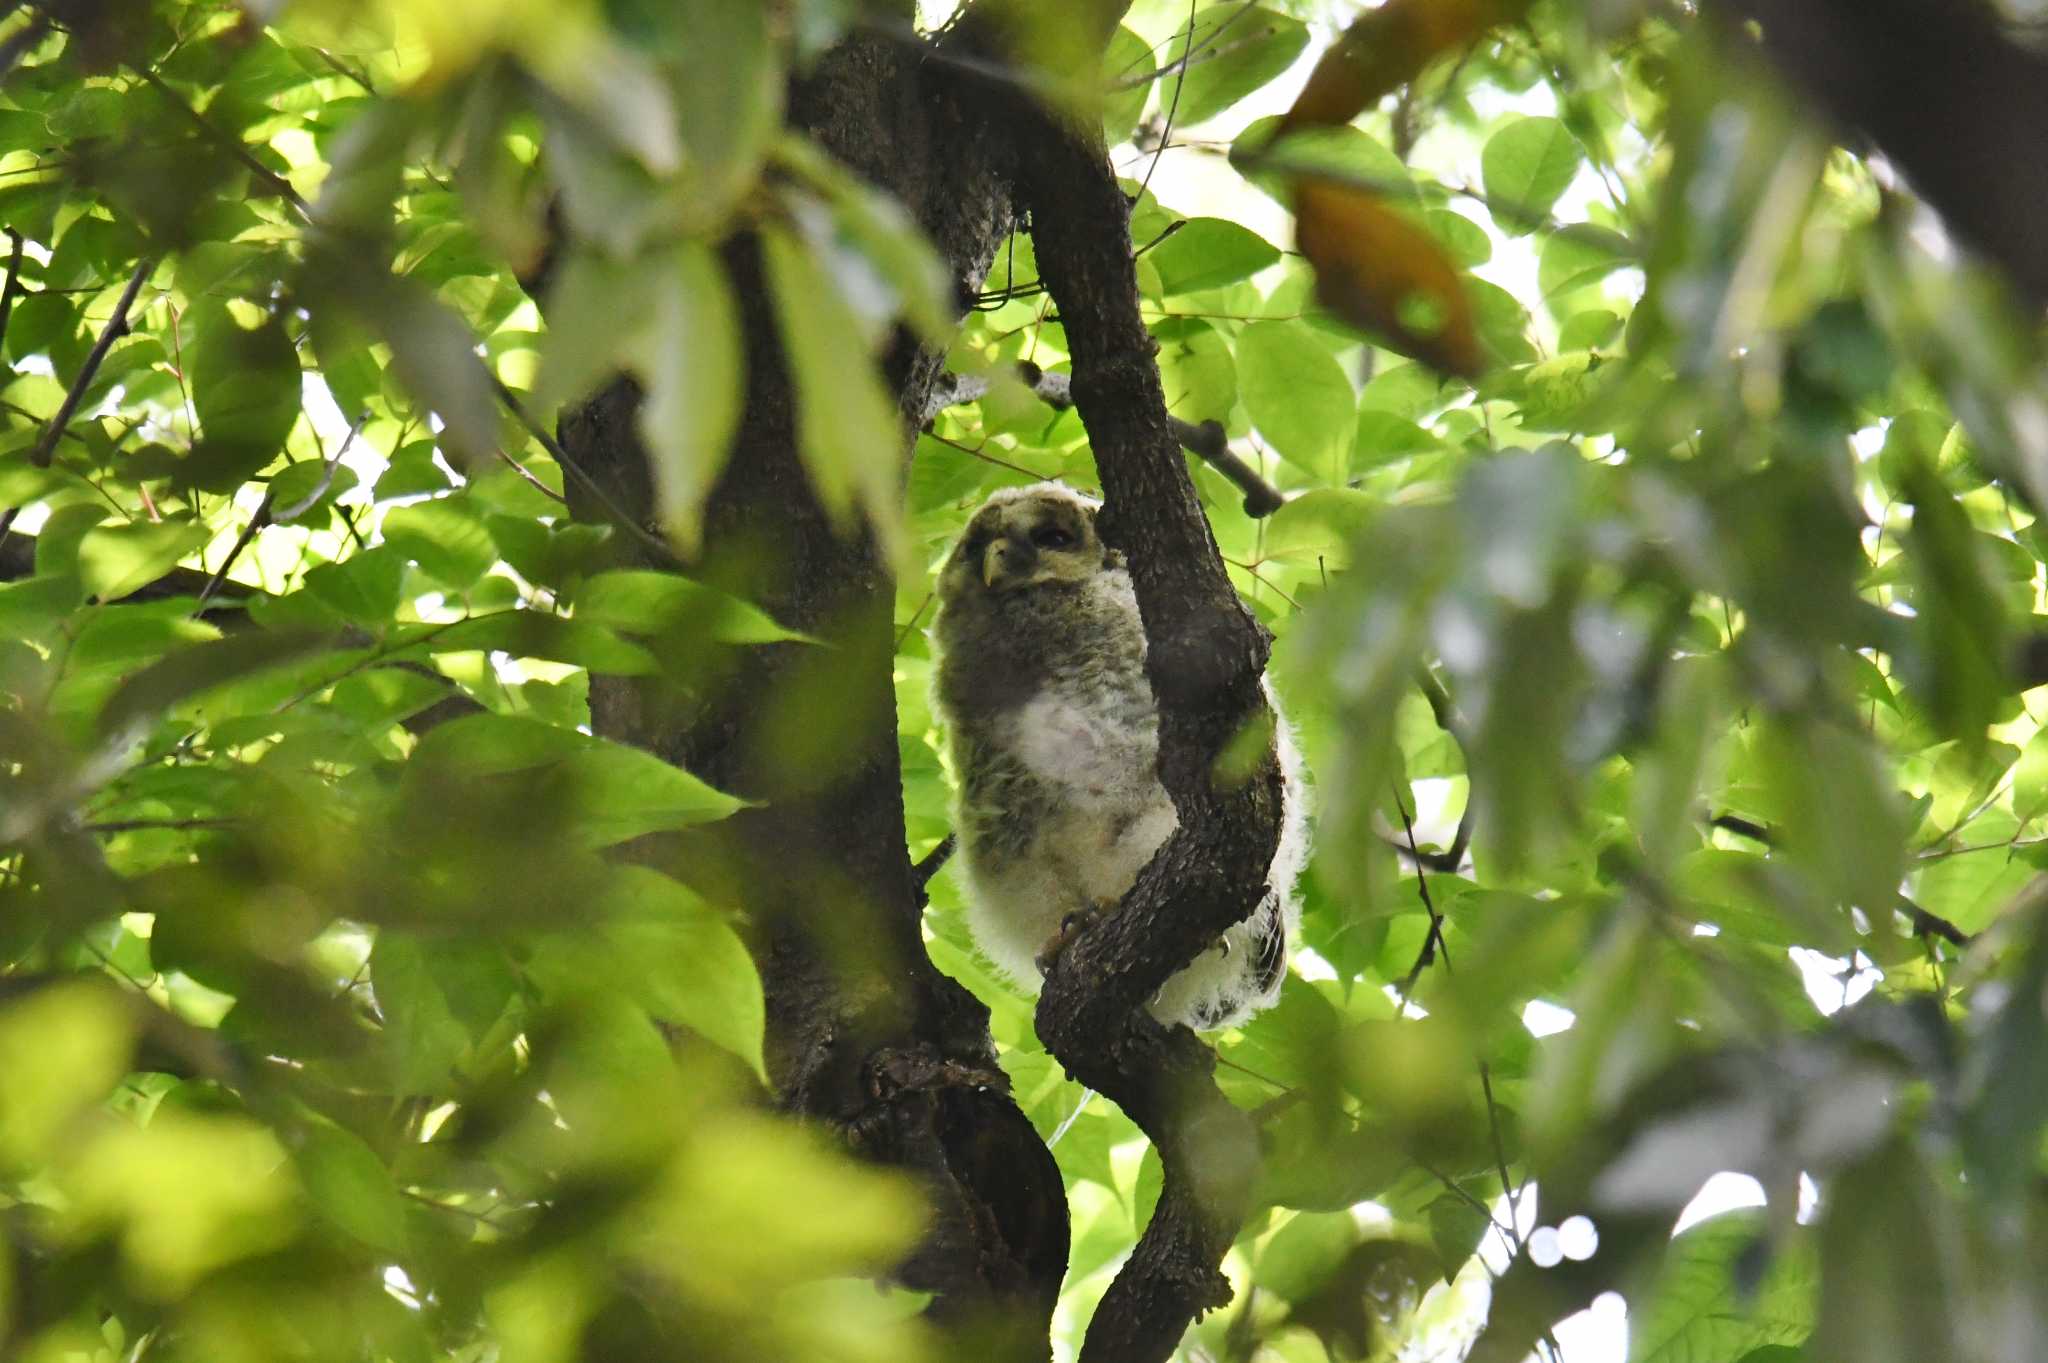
[[1031, 525, 1077, 551]]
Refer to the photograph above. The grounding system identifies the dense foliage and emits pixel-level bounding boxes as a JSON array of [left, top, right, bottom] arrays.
[[2, 1, 2046, 1360]]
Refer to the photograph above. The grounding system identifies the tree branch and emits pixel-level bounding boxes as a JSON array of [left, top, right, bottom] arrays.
[[1002, 49, 1284, 1363], [1712, 0, 2048, 305], [30, 256, 151, 468], [549, 17, 1073, 1351], [927, 363, 1285, 516], [1708, 810, 1972, 946]]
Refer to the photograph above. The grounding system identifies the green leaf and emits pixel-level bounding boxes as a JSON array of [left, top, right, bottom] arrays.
[[1236, 119, 1416, 203], [1628, 1212, 1814, 1363], [670, 0, 780, 221], [1812, 1141, 1956, 1363], [1101, 24, 1154, 144], [1481, 117, 1584, 234], [1147, 219, 1280, 296], [1539, 224, 1635, 302], [410, 713, 746, 844], [187, 304, 300, 489], [629, 242, 744, 555], [422, 610, 659, 675], [1427, 1190, 1493, 1282], [303, 547, 406, 626], [1163, 6, 1311, 128], [1960, 904, 2048, 1197], [600, 866, 766, 1079], [369, 931, 519, 1093], [1426, 208, 1492, 267], [97, 628, 338, 739], [1263, 488, 1378, 565], [76, 519, 210, 601], [1758, 716, 1910, 918], [761, 222, 908, 566], [381, 497, 500, 589], [535, 248, 652, 412], [1237, 320, 1355, 483], [573, 570, 804, 644], [352, 272, 500, 469], [292, 1120, 410, 1254], [0, 982, 135, 1168]]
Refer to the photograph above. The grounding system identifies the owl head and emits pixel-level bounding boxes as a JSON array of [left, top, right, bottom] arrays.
[[940, 483, 1121, 599]]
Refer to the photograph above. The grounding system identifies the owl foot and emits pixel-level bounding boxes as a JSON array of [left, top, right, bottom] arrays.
[[1035, 899, 1116, 975], [863, 1044, 1007, 1101]]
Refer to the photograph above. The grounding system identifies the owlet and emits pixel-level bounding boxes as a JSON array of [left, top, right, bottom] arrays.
[[930, 482, 1307, 1030]]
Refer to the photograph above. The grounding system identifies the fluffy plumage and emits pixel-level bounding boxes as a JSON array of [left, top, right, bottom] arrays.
[[929, 482, 1308, 1030]]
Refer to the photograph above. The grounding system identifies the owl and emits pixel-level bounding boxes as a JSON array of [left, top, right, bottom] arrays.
[[929, 482, 1308, 1030]]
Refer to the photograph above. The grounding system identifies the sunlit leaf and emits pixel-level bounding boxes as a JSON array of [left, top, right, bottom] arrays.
[[1237, 320, 1355, 482], [760, 221, 908, 566], [1162, 5, 1309, 129], [1481, 117, 1585, 234], [629, 242, 744, 555], [1147, 218, 1281, 296]]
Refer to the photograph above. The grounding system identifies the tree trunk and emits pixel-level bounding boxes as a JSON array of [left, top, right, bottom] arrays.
[[555, 27, 1067, 1358]]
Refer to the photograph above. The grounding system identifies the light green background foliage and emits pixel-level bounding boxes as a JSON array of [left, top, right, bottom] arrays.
[[0, 1, 2045, 1362]]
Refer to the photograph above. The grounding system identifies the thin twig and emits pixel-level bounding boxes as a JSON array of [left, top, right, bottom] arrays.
[[912, 833, 956, 908], [923, 428, 1056, 482], [138, 68, 310, 217], [894, 591, 935, 650], [194, 491, 273, 612], [1708, 810, 1973, 946], [1137, 0, 1198, 204], [31, 257, 153, 467], [272, 413, 364, 523], [1011, 363, 1284, 516], [0, 229, 25, 350], [1106, 0, 1263, 92], [493, 442, 567, 505], [1391, 783, 1523, 1247], [1392, 786, 1450, 1014], [488, 375, 675, 562], [83, 816, 241, 835]]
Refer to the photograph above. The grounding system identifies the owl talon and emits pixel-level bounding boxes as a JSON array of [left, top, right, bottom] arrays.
[[1037, 900, 1114, 975]]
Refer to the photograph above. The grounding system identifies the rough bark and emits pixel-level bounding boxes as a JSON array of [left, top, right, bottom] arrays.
[[1716, 0, 2048, 305], [553, 28, 1066, 1355], [1006, 101, 1286, 1363]]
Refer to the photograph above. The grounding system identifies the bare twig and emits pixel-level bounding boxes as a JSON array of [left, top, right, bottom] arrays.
[[1708, 809, 1973, 946], [931, 361, 1285, 516], [194, 490, 274, 611], [31, 257, 153, 468], [912, 834, 956, 908], [272, 414, 363, 523], [1392, 785, 1521, 1255], [83, 817, 241, 835], [0, 229, 25, 350], [138, 68, 310, 217], [1392, 786, 1451, 1013], [488, 374, 674, 561]]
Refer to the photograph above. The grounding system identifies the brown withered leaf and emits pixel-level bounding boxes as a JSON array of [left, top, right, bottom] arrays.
[[1279, 0, 1533, 133], [1293, 177, 1484, 378]]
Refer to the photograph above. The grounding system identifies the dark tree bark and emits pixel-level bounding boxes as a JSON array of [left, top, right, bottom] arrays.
[[553, 22, 1069, 1359], [1716, 0, 2048, 306], [549, 6, 1284, 1360]]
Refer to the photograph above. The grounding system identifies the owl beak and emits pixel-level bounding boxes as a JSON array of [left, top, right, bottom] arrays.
[[981, 541, 1006, 587], [982, 537, 1037, 588]]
